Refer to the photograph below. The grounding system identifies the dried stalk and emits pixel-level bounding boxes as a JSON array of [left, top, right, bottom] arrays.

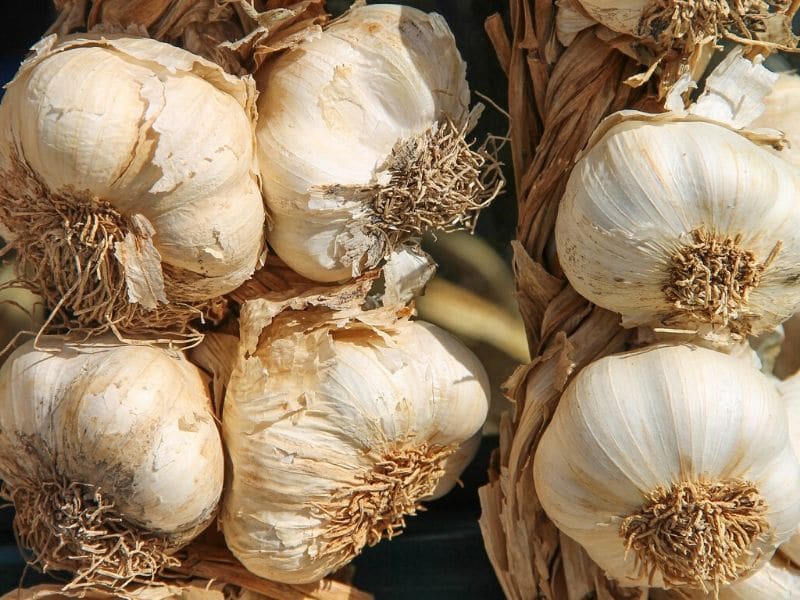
[[479, 3, 652, 599]]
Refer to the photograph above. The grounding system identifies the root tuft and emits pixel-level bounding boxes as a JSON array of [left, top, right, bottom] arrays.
[[663, 227, 779, 334], [620, 478, 769, 592], [312, 443, 457, 563], [3, 475, 180, 591], [0, 155, 226, 342]]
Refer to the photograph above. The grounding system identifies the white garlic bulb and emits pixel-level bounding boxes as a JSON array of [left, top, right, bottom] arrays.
[[255, 4, 498, 282], [556, 114, 800, 337], [216, 306, 490, 583], [0, 337, 224, 587], [533, 344, 800, 590], [0, 34, 265, 334], [753, 72, 800, 168]]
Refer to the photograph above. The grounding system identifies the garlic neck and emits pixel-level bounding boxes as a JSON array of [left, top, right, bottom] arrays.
[[663, 227, 780, 335], [620, 478, 769, 589]]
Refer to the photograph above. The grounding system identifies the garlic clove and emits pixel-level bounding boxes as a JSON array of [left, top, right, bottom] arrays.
[[534, 344, 800, 590]]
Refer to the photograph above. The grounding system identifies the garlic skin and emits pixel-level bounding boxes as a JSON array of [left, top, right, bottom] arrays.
[[256, 4, 493, 282], [218, 310, 490, 583], [753, 72, 800, 168], [0, 34, 265, 333], [0, 337, 224, 585], [556, 115, 800, 337], [533, 344, 800, 590]]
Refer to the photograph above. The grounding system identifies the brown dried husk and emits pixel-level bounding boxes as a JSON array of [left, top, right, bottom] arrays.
[[476, 3, 746, 599], [49, 0, 328, 75]]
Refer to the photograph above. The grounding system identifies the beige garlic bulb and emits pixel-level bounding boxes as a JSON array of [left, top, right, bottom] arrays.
[[0, 337, 224, 587], [0, 34, 265, 335], [753, 72, 800, 168], [255, 4, 499, 282], [556, 114, 800, 338], [534, 344, 800, 591], [215, 304, 490, 583]]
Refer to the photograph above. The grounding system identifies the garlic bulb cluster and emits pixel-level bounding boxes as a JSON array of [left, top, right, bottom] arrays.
[[214, 302, 490, 583], [0, 337, 224, 586], [255, 4, 500, 282], [0, 34, 265, 335], [555, 113, 800, 337], [533, 344, 800, 590]]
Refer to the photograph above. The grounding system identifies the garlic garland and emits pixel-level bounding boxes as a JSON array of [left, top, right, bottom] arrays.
[[210, 301, 490, 583], [555, 112, 800, 338], [533, 344, 800, 590], [0, 337, 224, 588], [254, 4, 501, 282], [0, 33, 265, 336]]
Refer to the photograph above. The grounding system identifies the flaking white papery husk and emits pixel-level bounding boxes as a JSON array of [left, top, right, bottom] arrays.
[[555, 113, 800, 337], [778, 372, 800, 566], [533, 344, 800, 589], [0, 336, 224, 542], [0, 33, 265, 308], [255, 4, 471, 281], [215, 301, 490, 583], [753, 71, 800, 168]]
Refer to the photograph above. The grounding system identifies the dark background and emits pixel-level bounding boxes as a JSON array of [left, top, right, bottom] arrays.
[[0, 1, 511, 597]]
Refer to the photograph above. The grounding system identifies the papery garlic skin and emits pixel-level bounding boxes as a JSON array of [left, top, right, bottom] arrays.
[[0, 34, 265, 331], [753, 72, 800, 168], [219, 316, 489, 583], [534, 344, 800, 590], [0, 337, 224, 581], [255, 4, 475, 282], [556, 116, 800, 337]]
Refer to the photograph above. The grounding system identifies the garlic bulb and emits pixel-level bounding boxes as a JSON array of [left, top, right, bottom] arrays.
[[533, 344, 800, 590], [215, 303, 490, 583], [753, 72, 800, 168], [556, 114, 800, 337], [0, 34, 265, 335], [0, 337, 224, 587], [255, 4, 500, 282]]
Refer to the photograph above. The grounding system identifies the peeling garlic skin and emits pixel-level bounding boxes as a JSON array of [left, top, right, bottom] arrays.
[[1, 35, 265, 297], [255, 4, 470, 281], [0, 338, 224, 540], [221, 318, 490, 583]]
